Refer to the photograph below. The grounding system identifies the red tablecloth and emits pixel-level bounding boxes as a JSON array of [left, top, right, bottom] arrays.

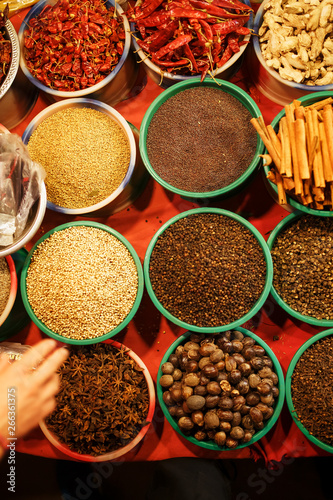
[[4, 6, 330, 464]]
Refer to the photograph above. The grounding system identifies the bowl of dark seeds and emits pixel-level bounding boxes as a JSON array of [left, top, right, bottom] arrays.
[[22, 98, 148, 216], [139, 78, 264, 202], [267, 212, 333, 326], [0, 255, 17, 327], [286, 329, 333, 454], [40, 340, 156, 461], [20, 221, 144, 344], [144, 207, 273, 332], [158, 329, 284, 450]]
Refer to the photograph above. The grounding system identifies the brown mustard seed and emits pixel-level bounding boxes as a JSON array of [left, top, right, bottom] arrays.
[[25, 226, 138, 340], [0, 257, 11, 316], [146, 87, 257, 193], [27, 107, 131, 209]]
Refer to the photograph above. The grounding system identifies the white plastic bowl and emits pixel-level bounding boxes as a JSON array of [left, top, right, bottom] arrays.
[[250, 0, 333, 106], [131, 0, 253, 89]]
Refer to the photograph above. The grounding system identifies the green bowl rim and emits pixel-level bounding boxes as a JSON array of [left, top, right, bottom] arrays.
[[264, 91, 333, 217], [139, 77, 264, 198], [20, 221, 144, 345], [157, 327, 285, 451], [267, 211, 333, 326], [144, 207, 273, 333], [285, 328, 333, 454]]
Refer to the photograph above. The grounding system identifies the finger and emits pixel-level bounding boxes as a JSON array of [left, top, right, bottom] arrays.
[[38, 375, 62, 416], [18, 339, 59, 372], [39, 397, 58, 422], [0, 354, 9, 370], [32, 347, 69, 385]]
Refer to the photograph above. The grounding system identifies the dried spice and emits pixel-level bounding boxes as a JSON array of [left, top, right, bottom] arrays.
[[291, 336, 333, 446], [160, 331, 279, 448], [46, 343, 150, 456], [146, 87, 257, 193], [149, 213, 267, 327], [0, 257, 11, 315], [27, 107, 130, 209], [26, 226, 138, 340], [23, 0, 125, 91], [0, 4, 11, 87], [271, 215, 333, 320]]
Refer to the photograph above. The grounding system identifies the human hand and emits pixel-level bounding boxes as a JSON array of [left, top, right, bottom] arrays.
[[0, 338, 69, 454]]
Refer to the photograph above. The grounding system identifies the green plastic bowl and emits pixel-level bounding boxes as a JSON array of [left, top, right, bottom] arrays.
[[267, 212, 333, 327], [286, 329, 333, 454], [144, 207, 273, 333], [263, 91, 333, 217], [157, 328, 285, 451], [20, 221, 144, 345], [139, 78, 264, 201]]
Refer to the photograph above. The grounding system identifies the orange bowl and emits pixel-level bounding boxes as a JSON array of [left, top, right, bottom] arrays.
[[39, 340, 155, 461]]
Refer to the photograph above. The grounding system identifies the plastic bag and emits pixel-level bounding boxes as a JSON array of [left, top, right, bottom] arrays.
[[0, 134, 46, 246]]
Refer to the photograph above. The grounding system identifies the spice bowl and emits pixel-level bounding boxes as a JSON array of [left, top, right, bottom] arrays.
[[248, 0, 333, 106], [0, 18, 38, 130], [140, 78, 264, 202], [18, 0, 138, 107], [267, 212, 333, 327], [286, 329, 333, 454], [22, 98, 149, 216], [144, 207, 273, 333], [0, 255, 17, 328], [20, 221, 144, 344], [262, 91, 333, 216], [158, 328, 285, 451], [130, 0, 253, 89], [40, 340, 156, 461]]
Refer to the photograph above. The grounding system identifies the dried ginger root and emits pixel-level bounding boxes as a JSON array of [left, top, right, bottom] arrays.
[[259, 0, 333, 86]]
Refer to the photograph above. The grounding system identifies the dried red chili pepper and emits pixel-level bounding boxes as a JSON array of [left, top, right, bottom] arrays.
[[128, 0, 252, 81], [212, 17, 249, 34], [153, 34, 192, 59], [23, 0, 125, 91]]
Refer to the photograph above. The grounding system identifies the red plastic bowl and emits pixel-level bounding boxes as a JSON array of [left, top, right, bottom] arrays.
[[39, 340, 156, 461]]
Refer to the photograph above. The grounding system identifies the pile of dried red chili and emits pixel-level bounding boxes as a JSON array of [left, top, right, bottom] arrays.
[[0, 4, 11, 88], [23, 0, 125, 91], [129, 0, 252, 81]]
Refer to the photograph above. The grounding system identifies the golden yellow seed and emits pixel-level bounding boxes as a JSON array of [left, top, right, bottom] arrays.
[[27, 108, 131, 209], [26, 226, 138, 340]]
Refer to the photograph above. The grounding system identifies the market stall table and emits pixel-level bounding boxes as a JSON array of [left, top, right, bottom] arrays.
[[3, 5, 332, 465]]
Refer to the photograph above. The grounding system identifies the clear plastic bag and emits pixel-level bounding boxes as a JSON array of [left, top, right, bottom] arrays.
[[0, 134, 46, 246]]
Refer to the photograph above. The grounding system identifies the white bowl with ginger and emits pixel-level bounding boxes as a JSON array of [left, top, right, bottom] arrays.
[[250, 0, 333, 106]]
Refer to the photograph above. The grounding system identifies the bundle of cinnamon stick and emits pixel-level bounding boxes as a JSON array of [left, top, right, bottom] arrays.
[[251, 97, 333, 210]]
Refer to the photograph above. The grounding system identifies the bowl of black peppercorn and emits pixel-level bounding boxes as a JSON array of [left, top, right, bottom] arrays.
[[286, 329, 333, 454], [267, 212, 333, 327], [157, 329, 285, 451], [144, 207, 273, 333]]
